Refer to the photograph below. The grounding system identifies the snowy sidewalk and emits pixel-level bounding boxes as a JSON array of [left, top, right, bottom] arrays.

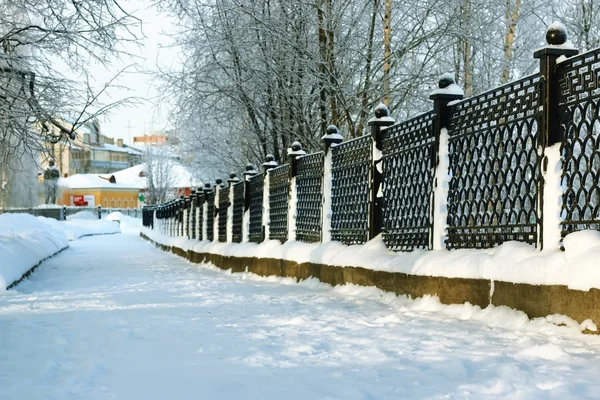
[[2, 232, 600, 399]]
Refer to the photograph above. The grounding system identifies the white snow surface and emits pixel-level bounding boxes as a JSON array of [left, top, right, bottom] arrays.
[[0, 214, 121, 291], [2, 229, 600, 398], [143, 226, 600, 292]]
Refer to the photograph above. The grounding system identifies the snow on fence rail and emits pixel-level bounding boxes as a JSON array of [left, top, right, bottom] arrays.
[[143, 24, 600, 253], [2, 207, 142, 221]]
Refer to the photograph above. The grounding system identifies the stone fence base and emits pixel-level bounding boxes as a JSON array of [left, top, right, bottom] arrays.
[[141, 233, 600, 333]]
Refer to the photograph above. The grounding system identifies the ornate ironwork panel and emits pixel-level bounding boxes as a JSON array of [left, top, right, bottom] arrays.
[[269, 164, 290, 242], [196, 192, 205, 240], [218, 188, 229, 242], [330, 135, 372, 245], [446, 73, 543, 249], [248, 174, 264, 243], [189, 196, 196, 239], [382, 111, 436, 251], [559, 48, 600, 235], [232, 181, 245, 243], [296, 152, 325, 243], [206, 191, 215, 241]]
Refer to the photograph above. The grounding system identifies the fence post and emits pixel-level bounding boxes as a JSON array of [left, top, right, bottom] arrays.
[[368, 104, 395, 239], [429, 73, 464, 250], [62, 206, 66, 221], [321, 125, 343, 242], [227, 173, 239, 242], [243, 164, 258, 242], [534, 22, 579, 250], [287, 142, 306, 241], [97, 205, 102, 220], [262, 154, 278, 241]]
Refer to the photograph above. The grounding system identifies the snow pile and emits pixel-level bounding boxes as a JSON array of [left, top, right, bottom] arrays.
[[142, 227, 600, 291], [38, 217, 121, 241], [0, 213, 123, 291], [105, 211, 142, 234], [0, 213, 68, 290], [5, 232, 600, 398]]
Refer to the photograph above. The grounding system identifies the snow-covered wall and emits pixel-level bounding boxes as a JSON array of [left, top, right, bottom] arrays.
[[140, 228, 600, 330]]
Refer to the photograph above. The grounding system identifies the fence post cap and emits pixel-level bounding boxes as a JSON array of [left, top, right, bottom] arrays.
[[287, 141, 306, 157], [534, 21, 578, 58], [262, 154, 279, 172], [430, 73, 464, 100], [321, 125, 344, 146], [243, 163, 258, 178], [227, 172, 240, 184], [368, 103, 395, 126]]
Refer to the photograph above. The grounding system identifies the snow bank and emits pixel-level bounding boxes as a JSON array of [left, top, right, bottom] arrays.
[[142, 227, 600, 292], [0, 213, 122, 291], [0, 214, 69, 290], [212, 263, 598, 335], [38, 217, 120, 241]]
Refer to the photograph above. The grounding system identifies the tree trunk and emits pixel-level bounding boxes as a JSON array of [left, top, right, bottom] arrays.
[[501, 0, 521, 84], [383, 0, 392, 106]]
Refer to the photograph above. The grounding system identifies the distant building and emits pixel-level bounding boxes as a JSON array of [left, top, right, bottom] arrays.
[[133, 132, 180, 147], [41, 120, 143, 178], [57, 162, 202, 208], [58, 174, 141, 209]]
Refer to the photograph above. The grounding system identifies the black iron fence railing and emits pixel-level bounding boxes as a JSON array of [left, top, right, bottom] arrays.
[[559, 48, 600, 236], [206, 191, 215, 242], [218, 187, 229, 242], [232, 181, 245, 243], [295, 152, 325, 243], [446, 74, 543, 249], [382, 111, 436, 251], [248, 173, 264, 243], [141, 24, 600, 256], [269, 164, 290, 243], [330, 135, 372, 245]]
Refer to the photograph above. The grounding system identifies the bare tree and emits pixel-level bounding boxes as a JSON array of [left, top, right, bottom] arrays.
[[143, 146, 175, 205], [0, 0, 141, 207]]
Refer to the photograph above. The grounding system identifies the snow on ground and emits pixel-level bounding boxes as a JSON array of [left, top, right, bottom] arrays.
[[142, 226, 600, 291], [0, 213, 123, 291], [2, 231, 600, 399]]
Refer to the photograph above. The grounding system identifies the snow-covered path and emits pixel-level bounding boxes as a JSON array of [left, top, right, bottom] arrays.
[[2, 232, 600, 399]]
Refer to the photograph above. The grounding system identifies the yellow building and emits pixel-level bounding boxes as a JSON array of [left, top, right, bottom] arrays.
[[58, 174, 140, 209]]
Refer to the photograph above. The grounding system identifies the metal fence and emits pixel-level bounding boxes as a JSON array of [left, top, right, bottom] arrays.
[[268, 164, 290, 242], [206, 191, 215, 242], [559, 48, 600, 236], [446, 74, 543, 249], [218, 188, 229, 242], [232, 181, 245, 243], [248, 174, 264, 243], [1, 206, 142, 221], [382, 111, 436, 251], [142, 28, 600, 255], [295, 152, 325, 243], [330, 135, 372, 245]]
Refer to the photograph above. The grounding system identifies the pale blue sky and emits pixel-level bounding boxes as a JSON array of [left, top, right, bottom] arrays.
[[93, 1, 178, 145]]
